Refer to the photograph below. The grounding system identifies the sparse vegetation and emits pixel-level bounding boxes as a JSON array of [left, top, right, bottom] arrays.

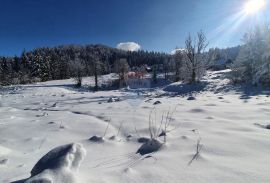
[[188, 138, 203, 165], [147, 108, 177, 143]]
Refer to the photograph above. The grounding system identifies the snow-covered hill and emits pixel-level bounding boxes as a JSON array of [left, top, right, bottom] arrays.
[[1, 70, 270, 183]]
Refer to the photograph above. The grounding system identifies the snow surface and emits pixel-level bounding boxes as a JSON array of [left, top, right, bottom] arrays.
[[1, 70, 270, 183]]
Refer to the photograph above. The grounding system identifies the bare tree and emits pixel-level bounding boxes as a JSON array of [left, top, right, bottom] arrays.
[[114, 58, 129, 88], [184, 30, 209, 83], [83, 46, 103, 91], [162, 58, 171, 79], [92, 56, 101, 91]]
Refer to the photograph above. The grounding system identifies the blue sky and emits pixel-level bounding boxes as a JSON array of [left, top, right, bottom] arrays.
[[0, 0, 269, 56]]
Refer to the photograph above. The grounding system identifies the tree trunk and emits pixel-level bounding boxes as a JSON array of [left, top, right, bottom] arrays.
[[175, 69, 180, 82], [191, 68, 196, 83], [94, 67, 98, 91]]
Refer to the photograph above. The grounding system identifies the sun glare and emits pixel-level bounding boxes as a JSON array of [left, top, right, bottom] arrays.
[[244, 0, 266, 14]]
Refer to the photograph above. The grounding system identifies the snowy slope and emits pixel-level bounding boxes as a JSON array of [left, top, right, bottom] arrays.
[[1, 70, 270, 183]]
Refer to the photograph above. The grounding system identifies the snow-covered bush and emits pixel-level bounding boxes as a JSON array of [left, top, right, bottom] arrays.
[[69, 57, 84, 87], [231, 25, 270, 86], [172, 49, 185, 82], [74, 66, 84, 87]]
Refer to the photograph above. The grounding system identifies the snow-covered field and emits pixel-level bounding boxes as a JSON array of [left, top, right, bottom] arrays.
[[1, 70, 270, 183]]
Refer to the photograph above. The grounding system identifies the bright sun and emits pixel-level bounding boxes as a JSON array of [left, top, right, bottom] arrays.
[[244, 0, 266, 14]]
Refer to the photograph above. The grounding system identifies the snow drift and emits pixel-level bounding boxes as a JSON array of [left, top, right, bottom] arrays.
[[24, 143, 86, 183]]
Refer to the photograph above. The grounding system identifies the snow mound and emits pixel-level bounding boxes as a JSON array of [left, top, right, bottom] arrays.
[[0, 158, 9, 165], [254, 123, 270, 130], [107, 97, 121, 103], [89, 135, 104, 143], [137, 137, 150, 143], [136, 139, 163, 155], [153, 101, 162, 105], [187, 96, 196, 100], [0, 145, 11, 156], [25, 143, 86, 183]]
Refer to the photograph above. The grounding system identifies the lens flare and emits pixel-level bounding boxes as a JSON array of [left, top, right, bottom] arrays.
[[244, 0, 266, 14]]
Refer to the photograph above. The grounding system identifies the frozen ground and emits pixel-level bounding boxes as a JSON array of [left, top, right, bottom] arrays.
[[1, 70, 270, 183]]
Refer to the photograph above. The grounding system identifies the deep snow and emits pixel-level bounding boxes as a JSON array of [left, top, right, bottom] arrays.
[[1, 70, 270, 183]]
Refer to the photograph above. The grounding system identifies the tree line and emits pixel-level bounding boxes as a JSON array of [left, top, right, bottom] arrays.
[[0, 44, 169, 87], [3, 26, 269, 89]]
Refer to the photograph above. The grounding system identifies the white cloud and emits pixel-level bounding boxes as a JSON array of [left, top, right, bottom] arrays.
[[171, 48, 186, 55], [116, 42, 141, 51]]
